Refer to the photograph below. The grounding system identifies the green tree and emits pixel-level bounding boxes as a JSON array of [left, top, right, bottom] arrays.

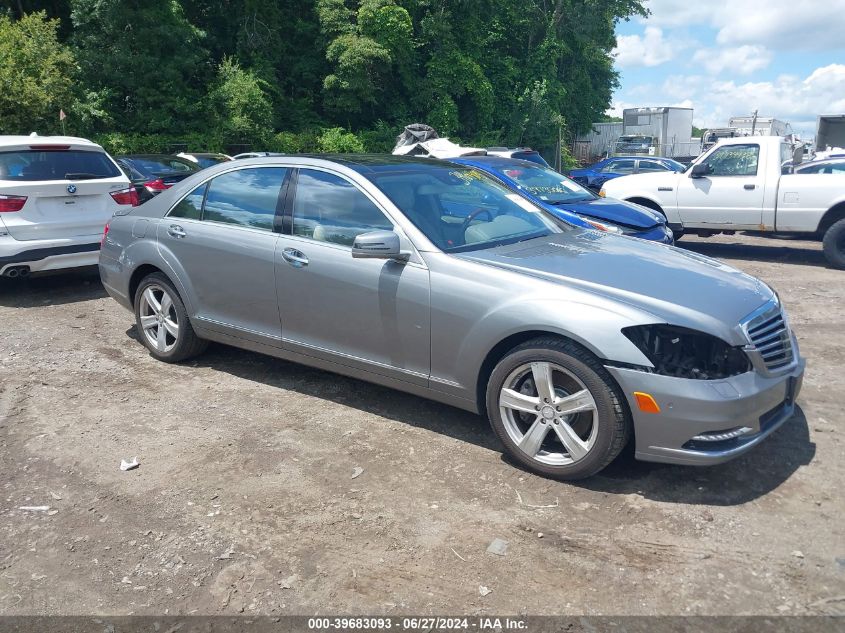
[[0, 11, 77, 134], [70, 0, 208, 133], [207, 57, 273, 144], [317, 0, 413, 123]]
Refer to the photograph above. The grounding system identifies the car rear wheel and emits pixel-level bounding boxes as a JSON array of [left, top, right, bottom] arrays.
[[822, 218, 845, 269], [486, 337, 631, 480], [134, 272, 207, 362]]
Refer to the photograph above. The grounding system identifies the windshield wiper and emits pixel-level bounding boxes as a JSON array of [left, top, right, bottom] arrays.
[[65, 172, 99, 180]]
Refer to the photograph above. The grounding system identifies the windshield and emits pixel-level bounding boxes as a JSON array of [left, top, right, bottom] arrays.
[[0, 150, 121, 181], [499, 163, 595, 204], [367, 163, 565, 253]]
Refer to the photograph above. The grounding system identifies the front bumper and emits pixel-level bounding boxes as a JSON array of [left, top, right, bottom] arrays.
[[606, 358, 805, 465]]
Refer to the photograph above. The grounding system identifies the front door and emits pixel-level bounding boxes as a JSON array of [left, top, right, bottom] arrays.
[[275, 168, 431, 386], [675, 143, 765, 228], [157, 166, 287, 346]]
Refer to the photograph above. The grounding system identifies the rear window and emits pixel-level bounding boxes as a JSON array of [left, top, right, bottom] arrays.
[[195, 156, 229, 169], [511, 152, 550, 168], [122, 157, 198, 177], [0, 150, 121, 181]]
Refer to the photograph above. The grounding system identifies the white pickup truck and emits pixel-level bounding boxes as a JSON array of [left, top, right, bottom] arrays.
[[600, 136, 845, 268]]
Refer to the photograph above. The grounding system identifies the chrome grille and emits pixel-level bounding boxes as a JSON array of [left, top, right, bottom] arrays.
[[742, 302, 794, 372]]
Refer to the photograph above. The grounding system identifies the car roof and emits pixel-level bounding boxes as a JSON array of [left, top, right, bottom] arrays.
[[284, 153, 478, 174]]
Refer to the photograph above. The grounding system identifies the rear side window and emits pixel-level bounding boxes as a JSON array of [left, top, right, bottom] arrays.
[[0, 150, 121, 181], [169, 183, 207, 220], [602, 159, 635, 174], [202, 167, 286, 231]]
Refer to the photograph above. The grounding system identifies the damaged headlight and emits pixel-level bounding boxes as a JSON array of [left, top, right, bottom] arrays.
[[622, 325, 751, 380]]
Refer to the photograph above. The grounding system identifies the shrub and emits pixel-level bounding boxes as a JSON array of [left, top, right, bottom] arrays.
[[317, 127, 365, 153]]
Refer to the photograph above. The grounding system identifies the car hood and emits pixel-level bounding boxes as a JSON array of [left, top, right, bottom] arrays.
[[544, 196, 663, 229], [456, 231, 774, 342]]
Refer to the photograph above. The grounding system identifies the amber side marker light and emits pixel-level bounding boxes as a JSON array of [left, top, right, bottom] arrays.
[[634, 392, 661, 414]]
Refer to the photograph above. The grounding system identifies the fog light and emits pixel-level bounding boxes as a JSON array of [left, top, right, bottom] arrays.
[[691, 427, 752, 442], [633, 392, 661, 414]]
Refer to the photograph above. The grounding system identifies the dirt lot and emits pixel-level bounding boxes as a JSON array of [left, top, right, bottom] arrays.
[[0, 232, 843, 617]]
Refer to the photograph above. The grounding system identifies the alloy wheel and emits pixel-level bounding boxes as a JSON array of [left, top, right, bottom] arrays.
[[138, 284, 180, 353], [499, 361, 599, 466]]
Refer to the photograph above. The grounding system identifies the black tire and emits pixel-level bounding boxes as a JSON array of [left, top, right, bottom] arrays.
[[822, 218, 845, 270], [485, 336, 631, 480], [133, 272, 207, 362]]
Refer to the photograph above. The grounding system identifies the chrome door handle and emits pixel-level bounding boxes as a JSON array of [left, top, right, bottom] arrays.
[[167, 224, 187, 238], [282, 247, 308, 268]]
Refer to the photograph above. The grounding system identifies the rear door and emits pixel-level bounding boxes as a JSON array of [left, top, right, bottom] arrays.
[[157, 166, 287, 346], [0, 146, 130, 240]]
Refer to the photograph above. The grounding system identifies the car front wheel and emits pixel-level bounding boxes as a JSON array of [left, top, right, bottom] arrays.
[[486, 337, 631, 480], [134, 272, 207, 362]]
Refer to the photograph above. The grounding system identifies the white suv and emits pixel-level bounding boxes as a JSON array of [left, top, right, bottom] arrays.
[[0, 135, 135, 278]]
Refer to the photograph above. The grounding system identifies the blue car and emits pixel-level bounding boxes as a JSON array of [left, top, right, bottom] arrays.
[[450, 156, 674, 244], [569, 156, 686, 191]]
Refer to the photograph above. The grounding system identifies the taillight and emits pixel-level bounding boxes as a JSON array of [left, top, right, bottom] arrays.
[[0, 194, 27, 213], [144, 179, 169, 192], [110, 186, 139, 207], [101, 221, 110, 246]]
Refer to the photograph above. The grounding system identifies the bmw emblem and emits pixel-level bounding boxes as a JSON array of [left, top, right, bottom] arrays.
[[67, 184, 77, 194]]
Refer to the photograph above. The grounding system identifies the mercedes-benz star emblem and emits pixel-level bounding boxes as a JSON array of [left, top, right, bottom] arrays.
[[67, 184, 77, 194]]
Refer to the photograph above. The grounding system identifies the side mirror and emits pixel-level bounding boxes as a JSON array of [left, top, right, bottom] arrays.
[[351, 230, 409, 262], [690, 163, 711, 178]]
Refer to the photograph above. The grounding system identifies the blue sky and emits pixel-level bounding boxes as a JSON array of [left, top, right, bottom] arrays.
[[610, 0, 845, 139]]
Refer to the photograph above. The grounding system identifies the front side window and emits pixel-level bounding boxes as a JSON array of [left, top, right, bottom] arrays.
[[202, 167, 287, 231], [500, 163, 594, 204], [703, 144, 760, 176], [368, 163, 564, 253], [292, 170, 393, 246]]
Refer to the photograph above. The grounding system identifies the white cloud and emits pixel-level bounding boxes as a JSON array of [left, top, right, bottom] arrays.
[[612, 27, 678, 68], [691, 45, 773, 76], [641, 0, 845, 50], [613, 64, 845, 137]]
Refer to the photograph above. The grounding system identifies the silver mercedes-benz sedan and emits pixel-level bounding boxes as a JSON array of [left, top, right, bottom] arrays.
[[99, 155, 805, 480]]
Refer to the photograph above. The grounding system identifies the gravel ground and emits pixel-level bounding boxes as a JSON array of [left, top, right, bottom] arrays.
[[0, 232, 843, 617]]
